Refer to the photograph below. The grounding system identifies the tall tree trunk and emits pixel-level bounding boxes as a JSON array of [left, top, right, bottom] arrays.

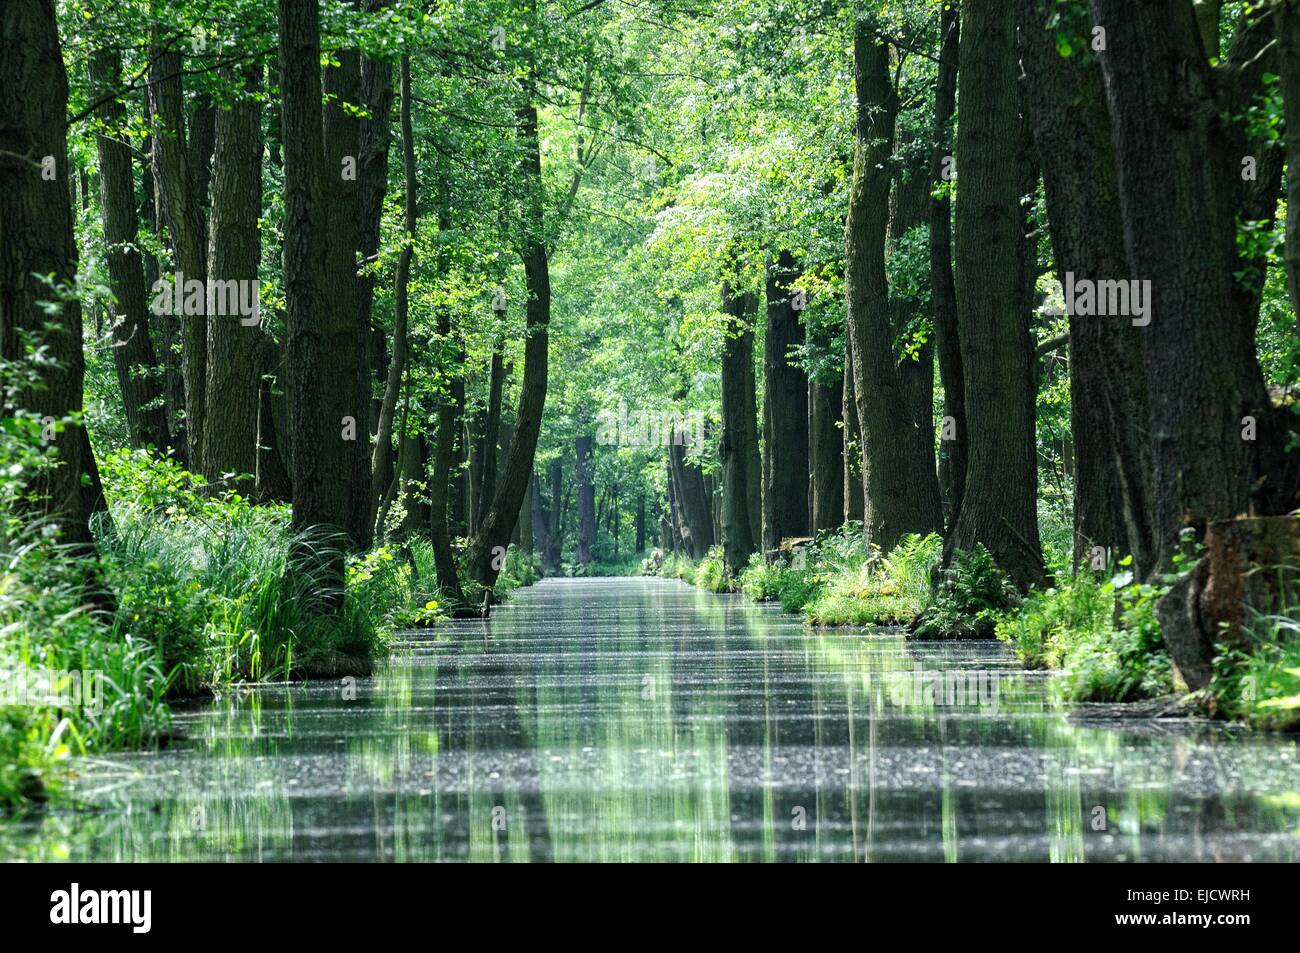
[[668, 439, 714, 559], [518, 466, 534, 554], [762, 250, 810, 548], [930, 0, 966, 529], [545, 459, 564, 570], [464, 92, 551, 590], [321, 30, 369, 550], [254, 335, 294, 501], [149, 41, 208, 470], [1, 0, 110, 547], [1016, 0, 1154, 573], [842, 342, 865, 523], [279, 0, 349, 606], [635, 489, 646, 553], [845, 23, 943, 554], [372, 56, 415, 540], [1089, 0, 1298, 569], [203, 63, 264, 492], [429, 311, 467, 602], [809, 369, 844, 533], [357, 14, 393, 514], [88, 48, 171, 452], [719, 276, 759, 573], [475, 348, 506, 530], [948, 0, 1045, 589], [576, 434, 596, 564]]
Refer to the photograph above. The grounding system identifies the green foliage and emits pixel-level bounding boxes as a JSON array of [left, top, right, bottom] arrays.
[[0, 448, 404, 810], [739, 553, 823, 613], [912, 545, 1017, 639], [694, 547, 730, 593], [805, 533, 942, 627], [996, 572, 1172, 702]]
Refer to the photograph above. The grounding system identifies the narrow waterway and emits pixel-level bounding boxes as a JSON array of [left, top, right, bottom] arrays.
[[3, 577, 1297, 861]]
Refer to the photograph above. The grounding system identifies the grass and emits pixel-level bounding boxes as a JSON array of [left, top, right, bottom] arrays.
[[1, 446, 499, 810], [995, 570, 1172, 702], [1211, 568, 1300, 730], [804, 533, 942, 626]]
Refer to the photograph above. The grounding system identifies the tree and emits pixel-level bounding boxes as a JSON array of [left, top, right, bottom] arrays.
[[928, 0, 966, 528], [278, 0, 350, 603], [0, 0, 110, 548], [203, 63, 265, 492], [947, 0, 1045, 588], [762, 250, 810, 548], [844, 22, 943, 554], [719, 274, 760, 573], [1088, 0, 1298, 570], [88, 47, 172, 453], [149, 36, 208, 469], [1015, 0, 1153, 573]]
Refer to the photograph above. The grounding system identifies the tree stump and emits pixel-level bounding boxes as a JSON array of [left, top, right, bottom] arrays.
[[1157, 515, 1300, 691]]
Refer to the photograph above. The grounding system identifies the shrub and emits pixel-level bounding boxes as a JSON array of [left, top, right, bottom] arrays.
[[912, 544, 1016, 639], [997, 570, 1172, 702], [694, 547, 729, 593], [804, 533, 942, 626]]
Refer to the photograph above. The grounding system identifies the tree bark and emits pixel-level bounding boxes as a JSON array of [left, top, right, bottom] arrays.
[[948, 0, 1045, 589], [88, 48, 171, 452], [1015, 0, 1155, 573], [762, 250, 810, 549], [149, 40, 208, 470], [576, 433, 596, 564], [475, 348, 506, 530], [322, 28, 370, 549], [929, 2, 966, 530], [719, 275, 760, 574], [279, 0, 348, 604], [844, 23, 943, 554], [668, 439, 714, 559], [1280, 1, 1300, 317], [0, 0, 110, 547], [1089, 0, 1299, 569], [809, 370, 844, 533], [371, 56, 415, 540], [203, 63, 264, 493], [842, 342, 864, 523]]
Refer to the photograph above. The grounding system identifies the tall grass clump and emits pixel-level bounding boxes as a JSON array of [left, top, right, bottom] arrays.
[[805, 532, 942, 627], [693, 547, 730, 592], [98, 449, 393, 684], [995, 570, 1172, 701], [641, 549, 698, 585], [1212, 568, 1300, 730]]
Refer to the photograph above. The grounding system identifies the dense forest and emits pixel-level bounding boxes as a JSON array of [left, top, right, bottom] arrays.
[[1, 0, 1299, 821]]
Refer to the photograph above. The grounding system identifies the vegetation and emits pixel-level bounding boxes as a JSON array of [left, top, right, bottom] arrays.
[[3, 0, 1300, 816]]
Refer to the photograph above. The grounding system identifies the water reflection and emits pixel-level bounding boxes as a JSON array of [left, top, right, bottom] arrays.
[[2, 578, 1297, 861]]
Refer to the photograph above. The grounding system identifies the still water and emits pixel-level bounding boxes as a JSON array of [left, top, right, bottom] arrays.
[[3, 577, 1298, 861]]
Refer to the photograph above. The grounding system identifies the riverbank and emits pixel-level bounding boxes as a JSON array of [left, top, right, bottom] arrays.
[[0, 450, 539, 811], [641, 526, 1300, 732], [3, 576, 1297, 862]]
